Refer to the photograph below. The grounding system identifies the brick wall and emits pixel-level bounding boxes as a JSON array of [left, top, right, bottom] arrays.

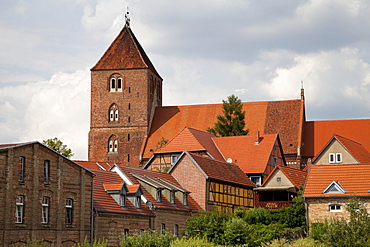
[[170, 155, 207, 210], [89, 68, 162, 166], [152, 208, 194, 237], [0, 143, 93, 246]]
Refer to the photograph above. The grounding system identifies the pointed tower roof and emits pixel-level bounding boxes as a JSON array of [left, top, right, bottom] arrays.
[[91, 23, 161, 78]]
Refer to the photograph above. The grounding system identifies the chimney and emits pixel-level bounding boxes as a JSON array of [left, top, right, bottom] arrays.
[[255, 131, 260, 144]]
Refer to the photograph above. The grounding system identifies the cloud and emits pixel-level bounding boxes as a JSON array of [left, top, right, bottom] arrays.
[[0, 69, 90, 159]]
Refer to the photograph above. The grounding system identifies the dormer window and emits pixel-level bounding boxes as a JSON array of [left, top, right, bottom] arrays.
[[183, 193, 188, 206], [120, 194, 126, 207], [136, 196, 141, 209], [329, 153, 342, 163], [170, 191, 175, 204], [156, 189, 162, 203], [250, 176, 261, 186]]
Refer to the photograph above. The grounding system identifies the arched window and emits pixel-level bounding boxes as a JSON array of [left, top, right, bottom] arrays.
[[110, 78, 116, 92], [109, 110, 114, 122], [117, 77, 122, 91], [114, 140, 118, 152], [108, 140, 113, 152], [115, 110, 119, 121]]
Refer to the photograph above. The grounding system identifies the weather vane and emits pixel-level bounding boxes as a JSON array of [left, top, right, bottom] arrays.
[[125, 7, 130, 27]]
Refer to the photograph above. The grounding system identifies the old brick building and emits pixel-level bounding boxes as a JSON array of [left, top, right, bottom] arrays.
[[0, 142, 94, 246]]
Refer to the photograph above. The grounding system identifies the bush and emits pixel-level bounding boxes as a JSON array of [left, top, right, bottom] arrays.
[[120, 230, 176, 247], [262, 237, 328, 247], [74, 237, 108, 247], [10, 239, 50, 247], [170, 237, 218, 247]]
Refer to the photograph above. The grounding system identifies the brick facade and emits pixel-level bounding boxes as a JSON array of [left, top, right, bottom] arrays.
[[0, 142, 94, 246]]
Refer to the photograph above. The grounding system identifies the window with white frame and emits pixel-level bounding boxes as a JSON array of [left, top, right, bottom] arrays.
[[110, 77, 116, 92], [109, 110, 114, 121], [113, 140, 118, 152], [329, 204, 342, 212], [15, 195, 24, 223], [65, 198, 73, 225], [329, 153, 342, 163], [250, 176, 262, 186], [117, 77, 122, 91], [19, 156, 25, 183], [108, 140, 113, 152], [115, 109, 119, 121], [44, 160, 50, 184], [42, 197, 49, 224]]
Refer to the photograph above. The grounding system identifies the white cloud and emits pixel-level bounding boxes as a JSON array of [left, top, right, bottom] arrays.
[[0, 69, 90, 160]]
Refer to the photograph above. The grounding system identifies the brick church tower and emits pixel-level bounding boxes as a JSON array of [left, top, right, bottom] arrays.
[[88, 18, 162, 166]]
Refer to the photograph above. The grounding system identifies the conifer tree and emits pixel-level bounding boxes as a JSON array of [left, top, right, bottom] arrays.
[[207, 94, 249, 137]]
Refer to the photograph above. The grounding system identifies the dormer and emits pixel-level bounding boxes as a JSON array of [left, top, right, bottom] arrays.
[[323, 181, 346, 194], [103, 183, 128, 207], [127, 184, 144, 209]]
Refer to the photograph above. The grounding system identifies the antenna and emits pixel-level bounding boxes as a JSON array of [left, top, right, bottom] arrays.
[[301, 80, 304, 89], [125, 7, 130, 27]]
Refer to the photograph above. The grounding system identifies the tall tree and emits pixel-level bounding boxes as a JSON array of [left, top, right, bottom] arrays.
[[42, 137, 74, 158], [207, 94, 249, 137]]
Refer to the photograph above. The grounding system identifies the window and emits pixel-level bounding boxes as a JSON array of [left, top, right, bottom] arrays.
[[44, 160, 50, 184], [174, 224, 179, 237], [115, 109, 119, 121], [15, 195, 24, 223], [170, 191, 175, 204], [161, 223, 166, 234], [156, 189, 162, 203], [42, 197, 49, 223], [113, 140, 118, 152], [329, 153, 342, 163], [117, 77, 122, 91], [277, 177, 281, 182], [136, 196, 141, 209], [171, 154, 180, 165], [250, 176, 261, 186], [66, 198, 73, 225], [124, 229, 129, 239], [109, 110, 114, 121], [183, 193, 188, 206], [336, 153, 342, 163], [128, 116, 131, 123], [109, 140, 113, 152], [128, 103, 131, 109], [128, 154, 130, 162], [110, 78, 116, 92], [120, 194, 126, 207], [19, 156, 25, 183], [329, 204, 342, 212], [128, 134, 130, 141]]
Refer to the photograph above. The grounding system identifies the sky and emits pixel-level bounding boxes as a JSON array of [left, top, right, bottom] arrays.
[[1, 0, 370, 160]]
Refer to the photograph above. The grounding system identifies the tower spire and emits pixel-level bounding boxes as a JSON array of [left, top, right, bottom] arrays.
[[125, 7, 130, 27]]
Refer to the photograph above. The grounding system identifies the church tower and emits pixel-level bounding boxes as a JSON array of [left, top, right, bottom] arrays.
[[88, 17, 162, 166]]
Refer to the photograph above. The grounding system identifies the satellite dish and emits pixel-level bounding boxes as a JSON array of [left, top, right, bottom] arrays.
[[227, 158, 232, 163]]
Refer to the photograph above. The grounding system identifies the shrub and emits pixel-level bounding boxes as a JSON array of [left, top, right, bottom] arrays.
[[170, 237, 218, 247], [262, 237, 327, 247], [120, 230, 176, 247], [74, 237, 108, 247]]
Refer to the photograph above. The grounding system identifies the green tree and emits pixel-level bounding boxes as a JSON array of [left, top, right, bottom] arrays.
[[42, 137, 74, 158], [207, 94, 249, 137]]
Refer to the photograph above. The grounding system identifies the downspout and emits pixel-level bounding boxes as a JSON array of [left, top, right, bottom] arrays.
[[206, 179, 210, 211], [90, 180, 94, 246]]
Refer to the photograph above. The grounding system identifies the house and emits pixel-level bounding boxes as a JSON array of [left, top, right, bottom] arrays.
[[0, 142, 94, 246], [144, 127, 223, 172], [303, 135, 370, 224], [76, 161, 200, 246], [168, 151, 255, 212], [254, 166, 307, 209], [212, 132, 286, 186]]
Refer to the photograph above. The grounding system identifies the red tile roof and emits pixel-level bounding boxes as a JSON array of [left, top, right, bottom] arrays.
[[103, 183, 124, 191], [183, 152, 255, 188], [334, 135, 370, 163], [91, 24, 161, 78], [278, 166, 307, 188], [72, 160, 113, 170], [212, 134, 278, 174], [302, 119, 370, 159], [303, 164, 370, 198], [114, 164, 201, 212], [143, 99, 303, 160], [156, 127, 224, 160], [88, 168, 154, 215]]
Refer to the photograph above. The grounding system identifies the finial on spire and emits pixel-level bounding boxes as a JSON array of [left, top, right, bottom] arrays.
[[301, 80, 305, 101], [125, 7, 130, 27]]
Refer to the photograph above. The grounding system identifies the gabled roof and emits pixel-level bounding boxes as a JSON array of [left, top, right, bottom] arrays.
[[143, 99, 303, 159], [103, 183, 125, 192], [154, 127, 224, 160], [113, 164, 201, 212], [171, 151, 255, 188], [73, 160, 113, 170], [323, 181, 346, 194], [312, 134, 370, 164], [303, 164, 370, 198], [212, 133, 280, 174], [91, 24, 161, 78], [278, 166, 307, 188], [88, 168, 154, 215], [302, 119, 370, 158]]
